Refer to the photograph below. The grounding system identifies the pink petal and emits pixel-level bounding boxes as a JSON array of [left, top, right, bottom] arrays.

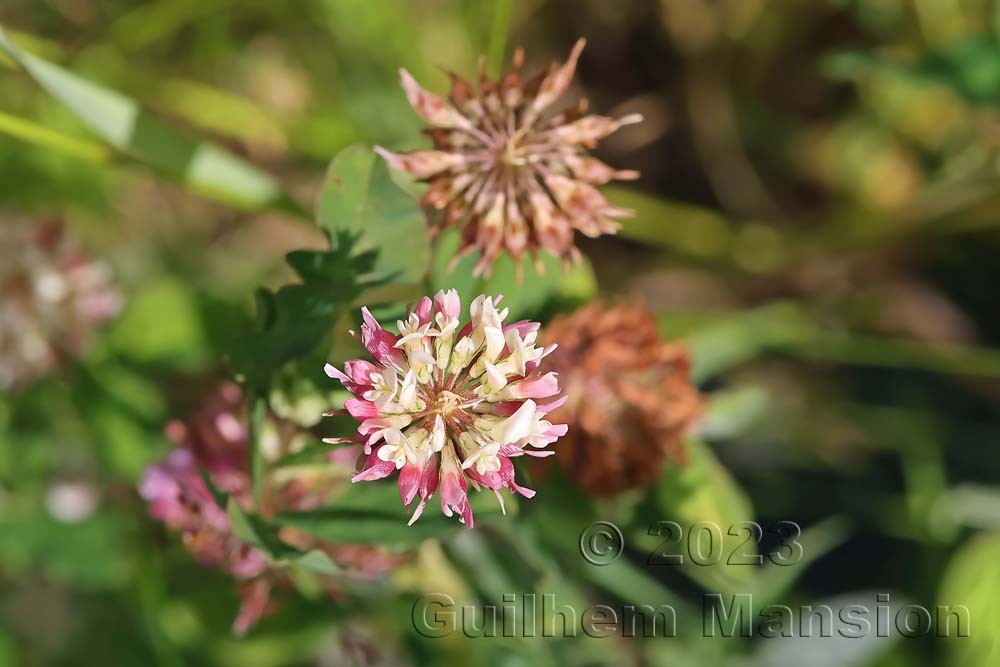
[[536, 395, 568, 414], [504, 372, 560, 399], [360, 308, 404, 366], [398, 462, 422, 506], [399, 69, 474, 129], [374, 147, 465, 180], [563, 153, 640, 183], [525, 38, 587, 122], [353, 448, 397, 482], [433, 289, 461, 320], [498, 456, 536, 498], [232, 580, 274, 637], [345, 398, 379, 419], [503, 320, 540, 337], [325, 359, 380, 394], [461, 499, 475, 528], [550, 113, 643, 148], [413, 296, 433, 325]]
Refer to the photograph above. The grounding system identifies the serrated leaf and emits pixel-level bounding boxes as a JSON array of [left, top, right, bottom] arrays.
[[317, 144, 429, 283], [228, 230, 389, 389]]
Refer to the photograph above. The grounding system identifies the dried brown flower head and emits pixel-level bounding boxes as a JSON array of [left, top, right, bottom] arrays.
[[538, 302, 704, 497], [376, 38, 642, 276]]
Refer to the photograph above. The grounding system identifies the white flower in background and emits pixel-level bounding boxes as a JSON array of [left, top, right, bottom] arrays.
[[0, 220, 122, 391], [45, 480, 98, 524]]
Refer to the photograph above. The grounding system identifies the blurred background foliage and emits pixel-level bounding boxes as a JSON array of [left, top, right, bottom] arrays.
[[1, 0, 1000, 665]]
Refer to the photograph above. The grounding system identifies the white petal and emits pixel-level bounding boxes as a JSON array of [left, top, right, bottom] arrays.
[[483, 361, 508, 393], [430, 415, 446, 452], [491, 400, 537, 444]]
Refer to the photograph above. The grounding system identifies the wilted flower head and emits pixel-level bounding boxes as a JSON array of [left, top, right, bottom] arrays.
[[139, 382, 399, 635], [537, 302, 703, 497], [0, 220, 122, 391], [376, 38, 642, 276], [325, 290, 566, 528]]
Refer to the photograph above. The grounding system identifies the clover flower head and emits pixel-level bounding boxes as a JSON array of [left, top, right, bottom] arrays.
[[537, 302, 704, 497], [139, 382, 399, 635], [375, 38, 642, 277], [1, 220, 122, 391], [325, 290, 566, 527]]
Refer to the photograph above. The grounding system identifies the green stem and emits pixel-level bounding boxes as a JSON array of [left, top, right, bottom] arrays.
[[486, 0, 513, 78], [134, 533, 183, 667], [249, 393, 267, 506], [0, 110, 110, 162]]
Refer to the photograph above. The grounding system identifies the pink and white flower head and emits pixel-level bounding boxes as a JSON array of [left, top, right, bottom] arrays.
[[325, 290, 567, 527]]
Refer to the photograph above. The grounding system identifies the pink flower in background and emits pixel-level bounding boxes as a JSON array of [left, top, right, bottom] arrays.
[[376, 38, 642, 276], [325, 290, 566, 528], [139, 382, 401, 635]]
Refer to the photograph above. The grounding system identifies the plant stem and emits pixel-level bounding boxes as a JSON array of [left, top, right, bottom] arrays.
[[249, 393, 267, 506], [486, 0, 513, 78]]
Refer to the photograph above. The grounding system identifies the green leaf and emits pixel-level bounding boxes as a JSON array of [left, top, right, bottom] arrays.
[[741, 592, 900, 667], [480, 250, 564, 319], [605, 185, 733, 258], [0, 26, 298, 212], [428, 227, 593, 320], [747, 517, 852, 606], [226, 498, 298, 561], [107, 278, 208, 367], [273, 481, 510, 548], [0, 515, 131, 590], [291, 549, 341, 576], [826, 39, 1000, 108], [428, 228, 479, 307], [317, 144, 429, 283], [200, 470, 299, 563], [697, 385, 770, 441], [198, 469, 229, 510], [248, 396, 266, 506], [676, 302, 814, 382], [200, 471, 339, 575], [274, 440, 354, 468], [651, 438, 756, 587], [196, 468, 289, 559], [228, 230, 389, 389], [656, 439, 753, 531], [0, 109, 110, 162], [939, 532, 1000, 666]]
